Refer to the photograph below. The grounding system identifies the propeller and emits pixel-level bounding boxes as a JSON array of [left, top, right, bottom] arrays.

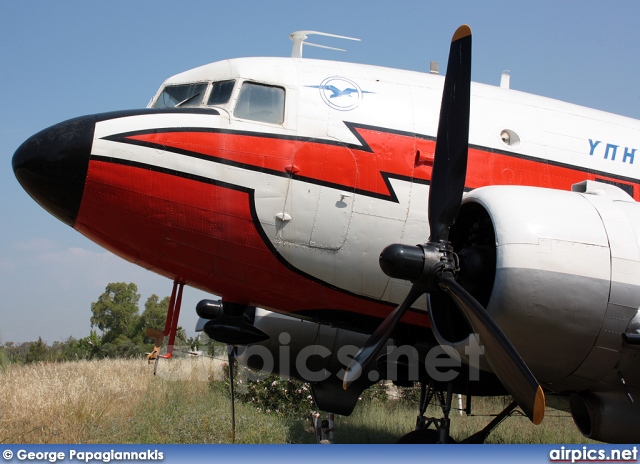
[[343, 25, 545, 425]]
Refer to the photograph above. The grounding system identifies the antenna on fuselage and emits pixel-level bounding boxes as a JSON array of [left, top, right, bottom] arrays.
[[289, 30, 360, 58]]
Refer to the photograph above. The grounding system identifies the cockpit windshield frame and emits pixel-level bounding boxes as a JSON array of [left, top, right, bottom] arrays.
[[152, 82, 208, 109], [233, 81, 285, 125], [151, 79, 286, 127], [206, 80, 235, 106]]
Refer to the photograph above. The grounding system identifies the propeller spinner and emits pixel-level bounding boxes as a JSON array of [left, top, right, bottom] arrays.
[[343, 25, 545, 425]]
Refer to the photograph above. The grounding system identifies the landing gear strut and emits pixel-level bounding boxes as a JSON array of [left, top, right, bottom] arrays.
[[397, 381, 457, 444], [396, 380, 520, 444]]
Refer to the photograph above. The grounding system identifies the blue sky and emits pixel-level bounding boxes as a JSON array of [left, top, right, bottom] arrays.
[[1, 1, 640, 343]]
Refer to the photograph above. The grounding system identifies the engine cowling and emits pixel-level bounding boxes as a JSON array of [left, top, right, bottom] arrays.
[[196, 306, 382, 415], [231, 308, 374, 382], [433, 181, 640, 391], [570, 391, 640, 443]]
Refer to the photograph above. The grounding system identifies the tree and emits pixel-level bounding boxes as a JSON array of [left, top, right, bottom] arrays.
[[138, 294, 170, 334], [88, 282, 188, 358], [0, 346, 9, 371], [99, 334, 145, 359], [90, 282, 141, 344], [135, 294, 188, 348], [60, 333, 100, 361], [26, 337, 50, 363], [4, 341, 30, 364]]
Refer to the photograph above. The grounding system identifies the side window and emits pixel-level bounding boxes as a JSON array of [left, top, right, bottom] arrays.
[[234, 82, 285, 124], [153, 83, 207, 108], [207, 80, 235, 106]]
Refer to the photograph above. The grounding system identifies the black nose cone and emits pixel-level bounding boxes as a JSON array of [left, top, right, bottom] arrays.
[[12, 115, 95, 227]]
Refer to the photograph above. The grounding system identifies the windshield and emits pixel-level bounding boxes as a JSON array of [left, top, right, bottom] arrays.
[[207, 80, 235, 105], [153, 83, 207, 108], [234, 82, 285, 124]]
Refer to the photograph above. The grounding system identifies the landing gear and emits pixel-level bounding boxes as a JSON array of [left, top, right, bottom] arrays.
[[397, 381, 458, 444], [461, 400, 517, 444], [396, 380, 520, 444]]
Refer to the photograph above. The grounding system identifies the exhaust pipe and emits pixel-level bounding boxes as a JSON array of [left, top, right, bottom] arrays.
[[570, 392, 640, 443]]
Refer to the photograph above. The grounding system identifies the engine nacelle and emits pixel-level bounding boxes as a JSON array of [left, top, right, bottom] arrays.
[[570, 391, 640, 443], [434, 181, 640, 389], [233, 308, 376, 383], [197, 307, 382, 415]]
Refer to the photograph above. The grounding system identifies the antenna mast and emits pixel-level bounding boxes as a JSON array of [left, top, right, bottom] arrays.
[[289, 30, 360, 58]]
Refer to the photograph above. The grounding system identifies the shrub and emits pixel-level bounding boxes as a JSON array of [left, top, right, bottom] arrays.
[[348, 381, 389, 405], [237, 374, 315, 418], [210, 362, 315, 419]]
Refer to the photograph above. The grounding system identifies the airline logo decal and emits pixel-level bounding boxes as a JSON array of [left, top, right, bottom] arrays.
[[307, 77, 373, 111]]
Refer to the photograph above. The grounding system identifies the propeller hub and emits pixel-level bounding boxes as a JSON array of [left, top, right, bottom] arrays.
[[379, 241, 459, 291], [379, 244, 424, 281]]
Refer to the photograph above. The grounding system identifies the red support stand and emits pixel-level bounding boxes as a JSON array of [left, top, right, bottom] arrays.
[[164, 280, 184, 358], [145, 279, 185, 372]]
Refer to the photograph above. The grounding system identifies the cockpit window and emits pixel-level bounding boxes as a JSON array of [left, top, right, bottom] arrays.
[[207, 80, 235, 106], [234, 82, 285, 124], [153, 83, 208, 108]]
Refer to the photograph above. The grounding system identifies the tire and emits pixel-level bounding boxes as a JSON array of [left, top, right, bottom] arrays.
[[396, 429, 458, 444]]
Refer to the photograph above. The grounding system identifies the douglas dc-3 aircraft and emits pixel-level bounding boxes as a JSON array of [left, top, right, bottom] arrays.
[[12, 26, 640, 443]]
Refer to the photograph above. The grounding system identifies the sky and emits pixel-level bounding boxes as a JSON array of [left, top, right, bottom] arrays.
[[1, 1, 640, 344]]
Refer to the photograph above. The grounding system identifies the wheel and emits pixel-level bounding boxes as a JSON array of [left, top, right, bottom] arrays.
[[396, 429, 458, 444]]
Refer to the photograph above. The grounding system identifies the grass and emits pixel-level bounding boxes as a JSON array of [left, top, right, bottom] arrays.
[[0, 357, 297, 444], [334, 396, 597, 444], [0, 358, 595, 444]]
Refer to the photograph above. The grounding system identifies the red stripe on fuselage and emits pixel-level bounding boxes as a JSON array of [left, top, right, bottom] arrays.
[[125, 128, 435, 199], [75, 159, 428, 327], [124, 126, 639, 200]]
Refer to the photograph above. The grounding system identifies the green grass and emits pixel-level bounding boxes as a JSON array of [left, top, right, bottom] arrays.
[[333, 397, 596, 444], [96, 378, 298, 444]]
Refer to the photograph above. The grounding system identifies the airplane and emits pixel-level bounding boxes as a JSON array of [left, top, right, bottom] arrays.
[[12, 25, 640, 444]]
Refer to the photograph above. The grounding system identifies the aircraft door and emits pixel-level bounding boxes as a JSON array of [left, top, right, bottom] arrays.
[[278, 142, 356, 250]]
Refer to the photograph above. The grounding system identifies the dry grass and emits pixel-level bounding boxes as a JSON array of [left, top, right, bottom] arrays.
[[0, 359, 150, 443], [0, 358, 596, 444], [0, 357, 292, 444]]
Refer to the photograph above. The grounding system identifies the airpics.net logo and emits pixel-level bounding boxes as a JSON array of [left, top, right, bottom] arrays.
[[151, 331, 486, 384], [231, 331, 486, 384], [549, 446, 638, 463]]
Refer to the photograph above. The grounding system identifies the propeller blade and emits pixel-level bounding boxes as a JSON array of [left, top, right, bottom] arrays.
[[433, 272, 545, 424], [428, 25, 472, 243], [227, 344, 236, 443], [344, 25, 473, 391], [343, 284, 423, 389], [358, 25, 545, 427]]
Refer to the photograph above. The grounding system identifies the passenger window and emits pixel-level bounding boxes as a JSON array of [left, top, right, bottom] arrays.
[[153, 83, 208, 108], [207, 80, 235, 106], [234, 82, 285, 124]]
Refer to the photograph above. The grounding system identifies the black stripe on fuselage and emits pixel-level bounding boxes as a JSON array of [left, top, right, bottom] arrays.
[[101, 120, 639, 202], [101, 125, 428, 203]]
